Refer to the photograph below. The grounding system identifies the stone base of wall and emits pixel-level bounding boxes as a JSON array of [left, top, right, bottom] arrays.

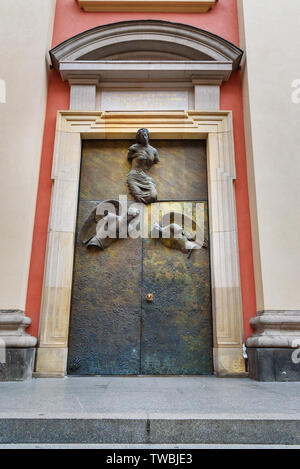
[[247, 348, 300, 382], [0, 348, 36, 381]]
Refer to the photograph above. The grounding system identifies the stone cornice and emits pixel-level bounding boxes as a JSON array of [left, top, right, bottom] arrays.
[[59, 62, 233, 84], [50, 20, 242, 70], [77, 0, 217, 13], [50, 20, 242, 86]]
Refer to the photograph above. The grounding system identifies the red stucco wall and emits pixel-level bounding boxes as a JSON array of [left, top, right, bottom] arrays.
[[26, 0, 256, 340]]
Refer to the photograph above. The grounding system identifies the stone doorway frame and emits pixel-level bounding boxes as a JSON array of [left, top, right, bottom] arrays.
[[36, 110, 245, 377]]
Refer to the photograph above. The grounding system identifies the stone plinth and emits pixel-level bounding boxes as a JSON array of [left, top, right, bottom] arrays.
[[0, 310, 37, 381], [0, 349, 36, 381], [247, 348, 300, 382], [247, 311, 300, 381]]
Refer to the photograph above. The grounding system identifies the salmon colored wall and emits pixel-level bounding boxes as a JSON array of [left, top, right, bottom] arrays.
[[26, 0, 256, 340]]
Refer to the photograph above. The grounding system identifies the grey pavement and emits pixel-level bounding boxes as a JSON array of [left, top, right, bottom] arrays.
[[0, 376, 299, 445], [0, 376, 299, 419]]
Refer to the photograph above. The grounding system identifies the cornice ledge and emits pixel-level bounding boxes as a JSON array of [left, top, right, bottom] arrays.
[[50, 20, 243, 86], [55, 110, 232, 136], [77, 0, 217, 13]]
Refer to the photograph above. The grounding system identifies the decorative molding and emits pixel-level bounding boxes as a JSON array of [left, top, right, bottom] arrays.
[[35, 110, 245, 378], [77, 0, 217, 13], [50, 20, 242, 67], [50, 20, 243, 85], [50, 20, 242, 112], [61, 62, 233, 84], [0, 310, 37, 348], [247, 311, 300, 348]]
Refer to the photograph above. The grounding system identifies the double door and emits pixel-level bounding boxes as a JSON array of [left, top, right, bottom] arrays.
[[67, 140, 212, 375]]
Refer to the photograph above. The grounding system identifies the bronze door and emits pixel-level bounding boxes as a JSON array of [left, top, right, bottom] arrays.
[[67, 140, 213, 375]]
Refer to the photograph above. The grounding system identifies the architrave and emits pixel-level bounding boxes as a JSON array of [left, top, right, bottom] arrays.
[[35, 110, 246, 378]]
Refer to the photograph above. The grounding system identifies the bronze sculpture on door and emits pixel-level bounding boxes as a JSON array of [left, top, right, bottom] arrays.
[[81, 128, 207, 254], [127, 128, 160, 204], [80, 128, 158, 250], [68, 137, 212, 375]]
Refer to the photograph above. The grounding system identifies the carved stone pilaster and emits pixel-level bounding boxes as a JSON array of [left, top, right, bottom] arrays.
[[192, 78, 221, 110], [69, 77, 99, 111]]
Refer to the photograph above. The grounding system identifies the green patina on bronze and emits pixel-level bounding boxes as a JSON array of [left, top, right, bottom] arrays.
[[68, 201, 142, 375], [142, 202, 212, 375], [67, 139, 212, 375]]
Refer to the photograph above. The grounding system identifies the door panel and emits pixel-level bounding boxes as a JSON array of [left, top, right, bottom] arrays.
[[80, 140, 132, 201], [141, 202, 212, 375], [67, 139, 212, 375], [80, 140, 207, 202], [67, 200, 142, 375], [150, 140, 208, 201]]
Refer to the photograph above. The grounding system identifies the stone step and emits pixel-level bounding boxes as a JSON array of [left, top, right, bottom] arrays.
[[0, 376, 299, 445], [0, 416, 300, 445], [2, 443, 300, 449]]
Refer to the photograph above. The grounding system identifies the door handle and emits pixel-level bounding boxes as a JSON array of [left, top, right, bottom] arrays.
[[146, 293, 154, 302]]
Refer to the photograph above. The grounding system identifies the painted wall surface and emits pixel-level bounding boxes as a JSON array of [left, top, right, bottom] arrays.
[[0, 0, 56, 311], [26, 0, 256, 339], [238, 0, 300, 311]]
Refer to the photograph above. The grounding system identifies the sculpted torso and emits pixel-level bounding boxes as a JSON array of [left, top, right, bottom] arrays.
[[128, 143, 159, 171], [127, 128, 160, 204]]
